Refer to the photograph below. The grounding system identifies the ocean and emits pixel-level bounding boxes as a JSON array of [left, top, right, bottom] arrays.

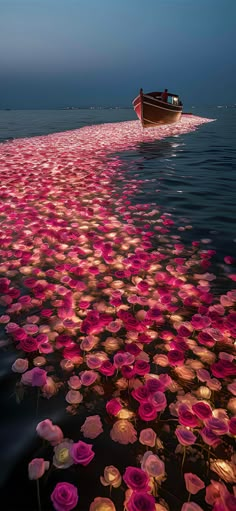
[[0, 107, 236, 511], [1, 106, 235, 259]]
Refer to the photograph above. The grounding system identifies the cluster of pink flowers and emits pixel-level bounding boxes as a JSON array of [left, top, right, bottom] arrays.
[[1, 116, 236, 510]]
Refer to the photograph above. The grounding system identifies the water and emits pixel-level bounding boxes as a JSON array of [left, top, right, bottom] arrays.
[[1, 107, 235, 261], [0, 107, 236, 510]]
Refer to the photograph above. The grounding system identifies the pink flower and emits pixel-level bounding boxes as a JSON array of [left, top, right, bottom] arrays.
[[199, 427, 221, 447], [141, 451, 165, 479], [19, 336, 39, 352], [168, 349, 185, 366], [192, 402, 212, 420], [139, 428, 156, 447], [51, 482, 78, 511], [80, 370, 97, 386], [205, 480, 227, 505], [99, 360, 115, 376], [181, 503, 204, 511], [126, 491, 155, 511], [175, 427, 197, 446], [178, 405, 199, 427], [31, 367, 47, 387], [80, 415, 103, 439], [70, 440, 95, 465], [28, 458, 49, 480], [106, 398, 122, 416], [138, 402, 157, 422], [205, 417, 229, 435], [229, 417, 236, 435], [150, 391, 167, 412], [36, 419, 64, 446], [184, 473, 205, 494], [123, 466, 149, 492], [12, 358, 29, 373]]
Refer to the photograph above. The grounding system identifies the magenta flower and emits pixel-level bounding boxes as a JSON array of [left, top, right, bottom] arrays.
[[178, 405, 199, 427], [126, 491, 155, 511], [138, 402, 157, 422], [150, 391, 167, 412], [51, 482, 78, 511], [192, 402, 212, 420], [168, 349, 185, 366], [31, 367, 47, 387], [70, 440, 95, 466], [123, 466, 149, 492], [199, 427, 221, 447], [175, 427, 197, 446], [106, 398, 122, 416]]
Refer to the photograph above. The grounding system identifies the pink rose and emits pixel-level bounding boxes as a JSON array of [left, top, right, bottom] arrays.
[[192, 402, 212, 420], [178, 405, 199, 428], [19, 336, 38, 352], [80, 415, 103, 439], [139, 428, 156, 447], [31, 367, 47, 387], [126, 492, 155, 511], [138, 402, 157, 422], [141, 451, 165, 479], [99, 360, 115, 376], [150, 391, 167, 412], [184, 473, 205, 494], [181, 503, 204, 511], [70, 440, 95, 465], [175, 427, 197, 446], [106, 398, 122, 416], [199, 427, 221, 447], [28, 458, 49, 480], [123, 466, 149, 492], [51, 482, 78, 511], [36, 419, 64, 446], [80, 370, 97, 386], [168, 349, 185, 366], [229, 417, 236, 436], [12, 358, 29, 373]]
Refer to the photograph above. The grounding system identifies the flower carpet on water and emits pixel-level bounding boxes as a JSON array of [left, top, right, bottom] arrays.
[[0, 116, 236, 511]]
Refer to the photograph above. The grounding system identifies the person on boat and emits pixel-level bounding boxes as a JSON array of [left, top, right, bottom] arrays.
[[161, 89, 168, 102]]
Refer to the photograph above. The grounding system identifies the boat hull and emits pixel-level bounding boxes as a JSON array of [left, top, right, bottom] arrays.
[[133, 92, 182, 127]]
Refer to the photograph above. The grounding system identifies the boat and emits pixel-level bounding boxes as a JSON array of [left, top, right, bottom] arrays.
[[132, 88, 183, 127]]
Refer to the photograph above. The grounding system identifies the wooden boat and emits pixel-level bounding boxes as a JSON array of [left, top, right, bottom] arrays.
[[132, 89, 183, 127]]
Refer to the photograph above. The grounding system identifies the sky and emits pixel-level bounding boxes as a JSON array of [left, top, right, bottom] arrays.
[[0, 0, 235, 109]]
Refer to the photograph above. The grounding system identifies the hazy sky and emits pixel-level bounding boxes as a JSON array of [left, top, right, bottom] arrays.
[[0, 0, 235, 108]]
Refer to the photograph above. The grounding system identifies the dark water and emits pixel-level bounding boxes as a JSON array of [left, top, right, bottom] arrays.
[[0, 107, 236, 510], [1, 107, 235, 262]]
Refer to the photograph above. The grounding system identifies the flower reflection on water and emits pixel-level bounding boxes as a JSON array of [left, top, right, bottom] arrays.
[[0, 117, 236, 510]]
